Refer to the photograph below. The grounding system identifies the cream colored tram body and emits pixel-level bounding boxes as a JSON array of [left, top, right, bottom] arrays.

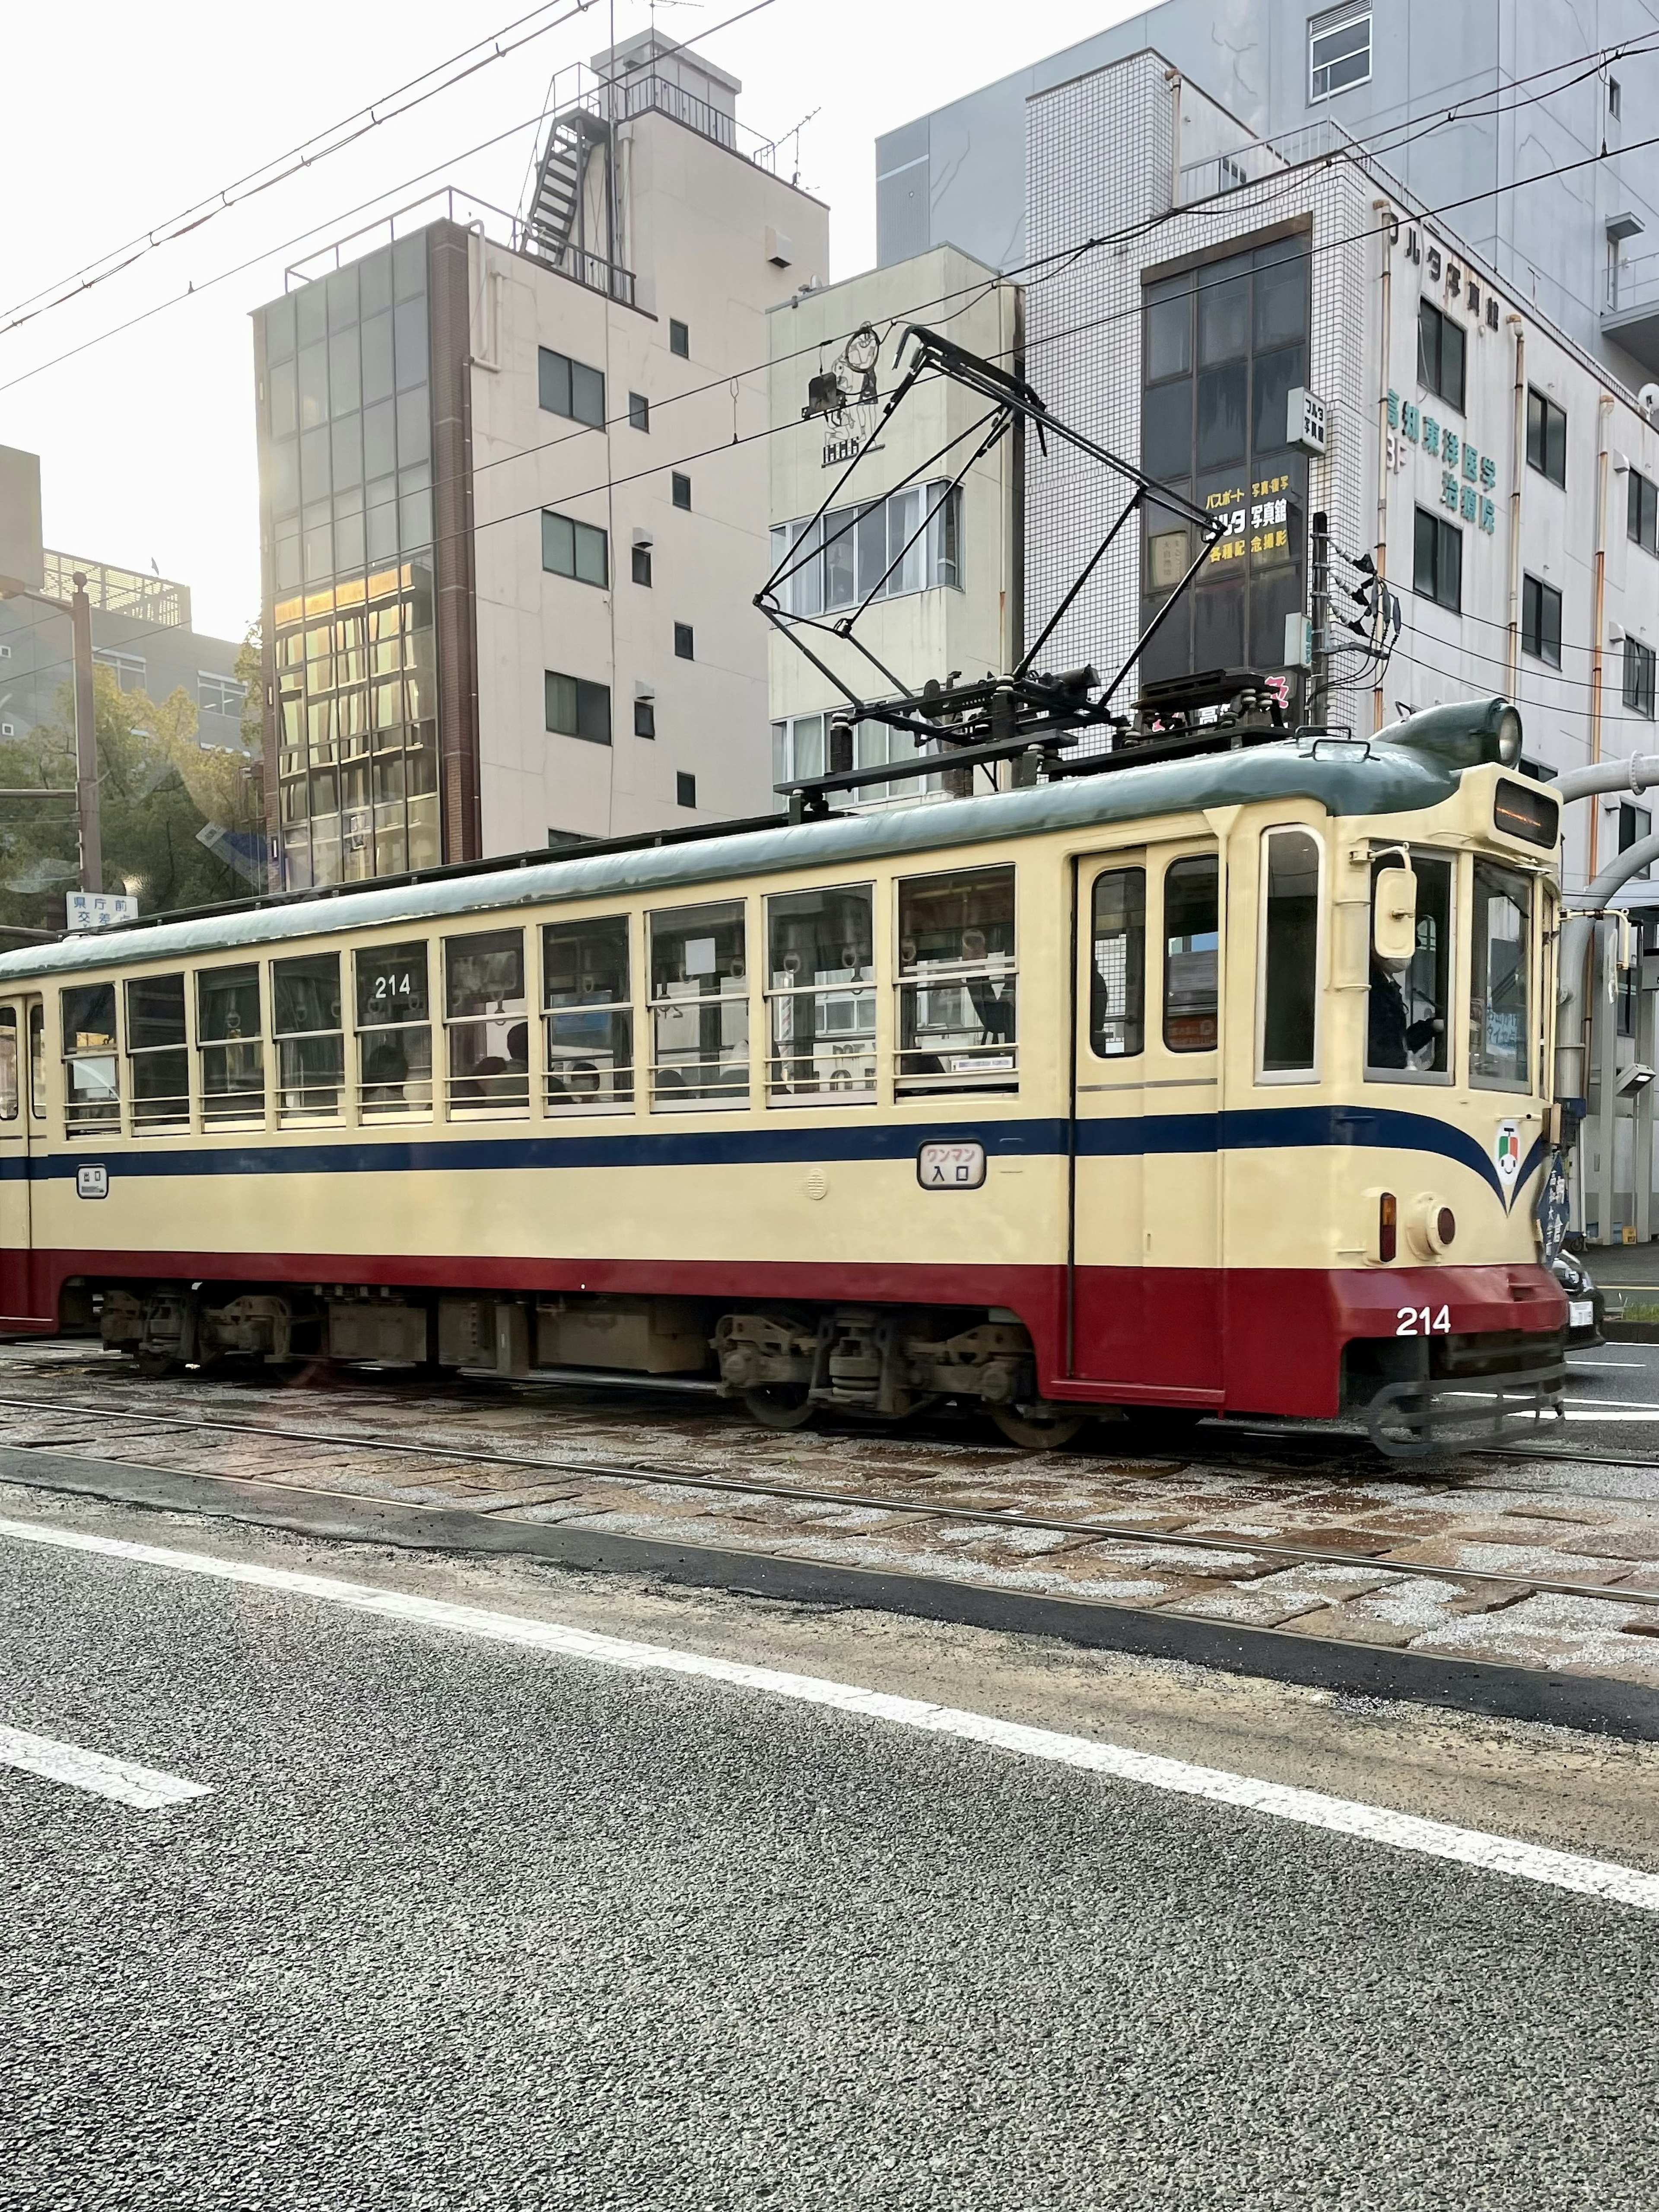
[[0, 698, 1567, 1448]]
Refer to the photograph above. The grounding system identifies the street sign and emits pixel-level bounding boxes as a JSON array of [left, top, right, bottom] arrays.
[[65, 891, 137, 932]]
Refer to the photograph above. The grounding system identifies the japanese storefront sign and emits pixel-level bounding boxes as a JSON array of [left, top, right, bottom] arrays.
[[1386, 390, 1498, 533]]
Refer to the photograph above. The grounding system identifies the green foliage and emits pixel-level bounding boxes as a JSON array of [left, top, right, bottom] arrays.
[[0, 667, 265, 935]]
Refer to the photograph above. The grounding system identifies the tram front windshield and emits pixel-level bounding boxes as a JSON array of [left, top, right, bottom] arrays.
[[1366, 855, 1451, 1079]]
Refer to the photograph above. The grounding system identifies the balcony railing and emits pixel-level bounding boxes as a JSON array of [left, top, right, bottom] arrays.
[[42, 551, 187, 627]]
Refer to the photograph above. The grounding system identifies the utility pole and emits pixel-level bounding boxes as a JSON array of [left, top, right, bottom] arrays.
[[0, 568, 102, 894]]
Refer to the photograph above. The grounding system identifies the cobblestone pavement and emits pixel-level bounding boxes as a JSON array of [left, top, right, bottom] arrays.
[[6, 1340, 1659, 1695]]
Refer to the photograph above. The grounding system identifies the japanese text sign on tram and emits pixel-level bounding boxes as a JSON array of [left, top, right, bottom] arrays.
[[65, 891, 137, 932], [917, 1140, 987, 1190]]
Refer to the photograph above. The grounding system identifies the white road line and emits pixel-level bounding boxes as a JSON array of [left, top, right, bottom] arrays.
[[2, 1514, 1658, 1913], [0, 1724, 210, 1809]]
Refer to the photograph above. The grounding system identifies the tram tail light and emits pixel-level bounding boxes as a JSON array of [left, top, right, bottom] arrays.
[[1378, 1192, 1398, 1263]]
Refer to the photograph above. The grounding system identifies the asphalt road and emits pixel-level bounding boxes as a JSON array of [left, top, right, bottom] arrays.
[[4, 1507, 1659, 2212], [1549, 1335, 1659, 1467]]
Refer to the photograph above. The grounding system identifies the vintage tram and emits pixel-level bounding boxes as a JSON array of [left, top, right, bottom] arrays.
[[0, 695, 1565, 1453]]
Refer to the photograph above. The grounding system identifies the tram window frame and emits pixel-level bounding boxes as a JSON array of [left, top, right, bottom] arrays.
[[354, 940, 433, 1118], [29, 1004, 46, 1119], [273, 952, 345, 1122], [1256, 827, 1322, 1080], [1365, 852, 1453, 1084], [543, 914, 634, 1113], [0, 1009, 16, 1123], [124, 973, 190, 1132], [1469, 858, 1533, 1093], [444, 928, 530, 1116], [1088, 866, 1146, 1060], [895, 865, 1017, 1095], [197, 964, 265, 1124], [765, 883, 876, 1104], [648, 899, 750, 1110], [1162, 853, 1220, 1054], [62, 983, 121, 1136]]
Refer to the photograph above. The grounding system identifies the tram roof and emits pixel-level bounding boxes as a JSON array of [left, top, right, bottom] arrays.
[[0, 710, 1502, 983]]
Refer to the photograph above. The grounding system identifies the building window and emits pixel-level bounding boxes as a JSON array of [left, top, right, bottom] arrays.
[[545, 669, 612, 746], [93, 648, 146, 692], [671, 472, 692, 511], [674, 623, 694, 660], [538, 346, 605, 428], [198, 672, 246, 718], [772, 711, 941, 808], [769, 482, 965, 615], [1526, 389, 1567, 487], [1621, 802, 1652, 884], [1627, 637, 1657, 717], [629, 391, 650, 432], [1308, 4, 1371, 101], [634, 697, 656, 738], [676, 771, 696, 807], [1629, 468, 1659, 554], [1521, 573, 1562, 666], [1413, 507, 1462, 612], [541, 509, 609, 588], [1417, 299, 1465, 413], [632, 543, 653, 587], [669, 320, 690, 358]]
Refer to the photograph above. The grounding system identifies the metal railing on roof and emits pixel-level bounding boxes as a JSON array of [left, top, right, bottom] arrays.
[[41, 552, 187, 627], [283, 187, 636, 309]]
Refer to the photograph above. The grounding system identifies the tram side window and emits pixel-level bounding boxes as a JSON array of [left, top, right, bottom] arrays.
[[766, 884, 875, 1102], [1367, 856, 1451, 1079], [355, 941, 433, 1117], [0, 1010, 16, 1122], [1470, 860, 1532, 1091], [1090, 869, 1145, 1058], [273, 953, 343, 1120], [650, 901, 748, 1108], [543, 916, 632, 1110], [62, 983, 120, 1134], [1163, 856, 1219, 1053], [896, 866, 1016, 1093], [445, 929, 529, 1112], [125, 974, 189, 1131], [29, 1004, 45, 1119], [198, 965, 264, 1123], [1259, 829, 1320, 1077]]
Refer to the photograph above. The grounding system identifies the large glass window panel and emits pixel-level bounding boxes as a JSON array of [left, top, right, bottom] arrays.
[[331, 412, 363, 490], [300, 424, 331, 502], [360, 251, 392, 318], [855, 500, 888, 599], [400, 478, 432, 551], [887, 487, 924, 597], [445, 929, 528, 1112], [265, 293, 296, 365], [1367, 855, 1452, 1078], [1253, 243, 1309, 348], [269, 360, 297, 440], [1090, 868, 1146, 1058], [296, 281, 327, 348], [1251, 343, 1305, 455], [303, 519, 334, 583], [328, 327, 360, 417], [268, 439, 299, 518], [392, 233, 426, 303], [126, 973, 188, 1129], [1198, 263, 1251, 362], [823, 508, 857, 608], [1470, 860, 1532, 1091], [197, 964, 264, 1122], [1259, 829, 1320, 1076], [650, 901, 748, 1108], [766, 885, 875, 1101], [1163, 854, 1220, 1053], [1142, 380, 1193, 480], [896, 866, 1017, 1093], [544, 915, 633, 1110], [366, 474, 398, 561], [355, 941, 432, 1116], [361, 313, 394, 406], [325, 264, 358, 331], [1196, 362, 1248, 469], [1146, 279, 1192, 379], [63, 982, 119, 1133], [397, 386, 430, 467], [298, 341, 328, 430], [394, 298, 428, 391]]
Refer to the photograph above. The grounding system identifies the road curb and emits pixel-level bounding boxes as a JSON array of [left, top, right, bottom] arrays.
[[5, 1442, 1659, 1745]]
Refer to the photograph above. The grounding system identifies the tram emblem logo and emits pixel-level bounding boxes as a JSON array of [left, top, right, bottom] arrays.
[[1494, 1120, 1521, 1189]]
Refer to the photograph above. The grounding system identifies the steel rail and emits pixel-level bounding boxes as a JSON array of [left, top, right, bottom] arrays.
[[0, 1388, 1654, 1614]]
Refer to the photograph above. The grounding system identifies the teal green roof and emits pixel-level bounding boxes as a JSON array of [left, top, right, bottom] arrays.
[[0, 731, 1463, 984]]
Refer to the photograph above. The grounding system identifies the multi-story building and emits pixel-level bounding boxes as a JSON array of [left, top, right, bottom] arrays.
[[877, 1, 1659, 383], [765, 247, 1020, 801], [0, 444, 248, 752], [250, 33, 827, 891]]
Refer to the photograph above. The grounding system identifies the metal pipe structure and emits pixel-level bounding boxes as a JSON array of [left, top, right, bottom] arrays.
[[1554, 753, 1659, 804], [1555, 826, 1659, 1113]]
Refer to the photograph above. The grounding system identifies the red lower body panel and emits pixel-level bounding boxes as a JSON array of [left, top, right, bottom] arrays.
[[16, 1248, 1565, 1422]]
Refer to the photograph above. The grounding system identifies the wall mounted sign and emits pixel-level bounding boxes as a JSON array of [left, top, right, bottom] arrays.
[[1387, 390, 1499, 533], [804, 323, 884, 469]]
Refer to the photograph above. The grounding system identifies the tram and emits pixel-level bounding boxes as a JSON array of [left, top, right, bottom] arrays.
[[0, 694, 1566, 1454]]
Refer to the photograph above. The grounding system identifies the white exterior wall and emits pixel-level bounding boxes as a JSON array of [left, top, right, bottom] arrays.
[[468, 109, 828, 850]]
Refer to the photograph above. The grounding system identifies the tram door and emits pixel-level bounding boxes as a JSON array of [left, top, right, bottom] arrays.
[[0, 996, 48, 1327], [1069, 842, 1223, 1396]]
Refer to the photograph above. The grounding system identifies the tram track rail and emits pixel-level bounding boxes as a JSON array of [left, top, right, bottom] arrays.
[[2, 1386, 1657, 1618]]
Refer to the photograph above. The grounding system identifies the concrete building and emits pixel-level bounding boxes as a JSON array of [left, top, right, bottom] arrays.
[[765, 247, 1020, 801], [0, 445, 248, 753], [250, 34, 827, 891], [877, 1, 1659, 384]]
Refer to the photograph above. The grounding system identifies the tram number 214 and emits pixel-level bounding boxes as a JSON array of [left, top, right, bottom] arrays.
[[1395, 1305, 1451, 1336]]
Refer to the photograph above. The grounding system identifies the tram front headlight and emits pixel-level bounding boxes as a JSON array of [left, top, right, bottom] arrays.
[[1495, 705, 1523, 766], [1406, 1194, 1456, 1258]]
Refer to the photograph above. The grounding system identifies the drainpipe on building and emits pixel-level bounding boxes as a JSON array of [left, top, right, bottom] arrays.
[[1506, 318, 1525, 696], [1167, 69, 1182, 208], [1373, 202, 1393, 738], [1589, 392, 1616, 884]]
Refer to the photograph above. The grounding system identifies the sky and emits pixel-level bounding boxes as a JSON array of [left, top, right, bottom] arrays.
[[0, 0, 1135, 644]]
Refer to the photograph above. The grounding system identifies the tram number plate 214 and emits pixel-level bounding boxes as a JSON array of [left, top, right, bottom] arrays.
[[1395, 1305, 1450, 1335], [918, 1140, 987, 1190]]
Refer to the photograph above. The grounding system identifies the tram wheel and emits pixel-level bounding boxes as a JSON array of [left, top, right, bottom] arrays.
[[132, 1350, 181, 1380], [988, 1404, 1087, 1451], [744, 1384, 816, 1432]]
